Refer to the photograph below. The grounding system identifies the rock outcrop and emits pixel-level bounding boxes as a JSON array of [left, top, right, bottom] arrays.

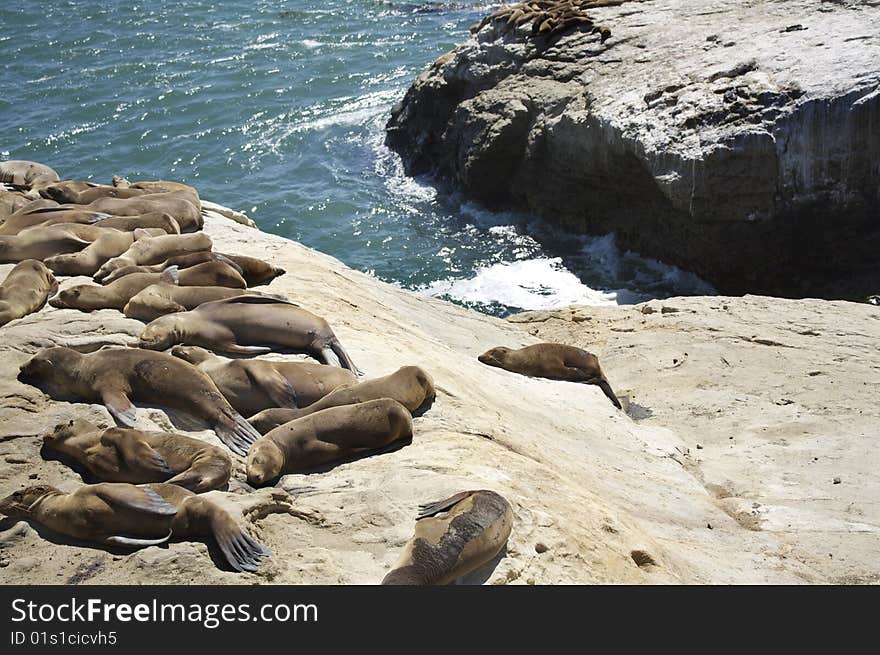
[[1, 209, 877, 583], [386, 0, 880, 299]]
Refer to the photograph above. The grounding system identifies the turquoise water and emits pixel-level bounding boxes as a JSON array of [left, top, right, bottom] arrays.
[[0, 0, 713, 315]]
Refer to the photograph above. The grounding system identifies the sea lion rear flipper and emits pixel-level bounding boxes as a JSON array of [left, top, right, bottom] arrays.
[[320, 348, 342, 368], [91, 483, 179, 516], [246, 367, 298, 409], [100, 428, 174, 477], [330, 339, 362, 376], [213, 521, 271, 572], [224, 344, 272, 355], [597, 379, 622, 410], [101, 389, 138, 427], [106, 531, 172, 547], [159, 265, 179, 285], [416, 490, 476, 520]]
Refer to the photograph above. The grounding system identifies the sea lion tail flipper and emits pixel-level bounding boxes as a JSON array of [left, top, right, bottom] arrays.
[[245, 367, 298, 409], [106, 531, 172, 547], [101, 389, 138, 427], [597, 379, 622, 410], [101, 428, 174, 477], [330, 339, 362, 376], [92, 484, 179, 516], [416, 490, 476, 520]]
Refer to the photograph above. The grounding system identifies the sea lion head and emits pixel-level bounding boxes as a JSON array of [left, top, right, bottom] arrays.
[[0, 485, 59, 518], [170, 345, 213, 365], [478, 346, 511, 368], [49, 284, 100, 310], [246, 440, 285, 486], [42, 417, 97, 452], [138, 317, 177, 351], [19, 346, 82, 383]]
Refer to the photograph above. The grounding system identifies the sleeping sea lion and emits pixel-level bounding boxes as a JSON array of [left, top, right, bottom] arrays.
[[44, 228, 166, 276], [219, 254, 285, 286], [124, 284, 250, 322], [49, 192, 202, 232], [138, 296, 360, 372], [93, 232, 212, 282], [0, 259, 58, 327], [382, 490, 513, 585], [0, 208, 110, 236], [0, 190, 40, 219], [19, 346, 263, 455], [100, 259, 246, 289], [98, 251, 243, 284], [478, 343, 621, 409], [0, 482, 269, 572], [171, 345, 357, 417], [0, 160, 60, 189], [43, 418, 232, 492], [40, 181, 151, 204], [249, 366, 434, 434], [0, 223, 109, 263], [246, 398, 413, 485]]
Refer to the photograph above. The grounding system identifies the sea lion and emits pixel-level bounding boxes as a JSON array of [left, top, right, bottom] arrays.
[[249, 366, 434, 434], [0, 160, 60, 189], [40, 181, 151, 204], [101, 259, 246, 289], [110, 177, 200, 200], [381, 490, 513, 585], [0, 223, 109, 263], [139, 296, 360, 372], [93, 232, 212, 282], [98, 251, 243, 284], [172, 345, 358, 417], [19, 346, 263, 455], [478, 343, 621, 409], [49, 192, 202, 232], [0, 259, 58, 327], [0, 208, 109, 236], [0, 190, 32, 218], [44, 228, 165, 276], [220, 254, 285, 287], [0, 482, 269, 572], [246, 398, 413, 485], [124, 284, 250, 322], [43, 418, 232, 493]]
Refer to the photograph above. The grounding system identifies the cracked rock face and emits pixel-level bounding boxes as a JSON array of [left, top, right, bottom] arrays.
[[386, 0, 880, 300]]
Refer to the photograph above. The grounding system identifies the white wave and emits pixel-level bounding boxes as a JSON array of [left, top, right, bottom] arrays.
[[422, 257, 618, 310]]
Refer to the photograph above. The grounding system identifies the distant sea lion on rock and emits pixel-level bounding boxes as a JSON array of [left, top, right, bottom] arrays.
[[139, 296, 360, 372], [0, 190, 33, 218], [43, 418, 232, 493], [98, 251, 242, 284], [0, 259, 58, 327], [44, 228, 166, 276], [249, 366, 434, 434], [0, 208, 110, 236], [50, 192, 203, 232], [220, 254, 285, 286], [0, 482, 269, 572], [19, 346, 263, 455], [0, 223, 108, 263], [246, 398, 413, 485], [124, 284, 250, 322], [0, 160, 60, 189], [382, 490, 514, 585], [478, 342, 621, 409], [40, 181, 151, 205], [101, 259, 246, 289], [172, 345, 358, 417], [94, 232, 212, 282]]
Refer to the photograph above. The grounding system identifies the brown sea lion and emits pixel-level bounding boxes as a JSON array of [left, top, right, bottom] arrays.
[[19, 346, 263, 455], [124, 284, 250, 322], [110, 177, 200, 199], [0, 190, 32, 218], [0, 223, 109, 263], [40, 181, 151, 204], [0, 160, 60, 189], [0, 208, 110, 236], [249, 366, 434, 434], [0, 259, 58, 327], [381, 490, 513, 585], [93, 232, 212, 282], [171, 345, 358, 417], [43, 418, 232, 493], [0, 482, 269, 572], [478, 343, 621, 409], [98, 251, 242, 284], [220, 254, 285, 286], [246, 398, 413, 485], [138, 296, 360, 372], [44, 228, 165, 276], [49, 192, 202, 232], [101, 259, 246, 289]]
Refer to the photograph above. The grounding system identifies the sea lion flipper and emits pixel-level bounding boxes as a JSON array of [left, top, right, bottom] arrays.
[[212, 518, 270, 572], [246, 367, 298, 409], [100, 428, 174, 476], [215, 414, 262, 457], [106, 531, 172, 547], [101, 389, 138, 427], [597, 379, 622, 410], [91, 483, 179, 516], [224, 344, 273, 355], [199, 294, 297, 308], [416, 490, 476, 520]]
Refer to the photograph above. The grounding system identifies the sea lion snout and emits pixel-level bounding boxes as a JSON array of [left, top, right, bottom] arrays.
[[49, 286, 80, 308], [0, 485, 56, 517], [246, 441, 284, 486], [139, 322, 174, 350]]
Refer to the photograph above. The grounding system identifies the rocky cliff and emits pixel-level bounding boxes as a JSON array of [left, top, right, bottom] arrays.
[[1, 209, 877, 584], [386, 0, 880, 299]]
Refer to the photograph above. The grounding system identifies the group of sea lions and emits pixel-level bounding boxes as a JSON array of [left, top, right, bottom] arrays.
[[0, 160, 519, 584], [469, 0, 627, 41]]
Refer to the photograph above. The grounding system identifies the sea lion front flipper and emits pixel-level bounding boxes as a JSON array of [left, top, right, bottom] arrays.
[[416, 490, 476, 520], [100, 428, 174, 477], [246, 367, 298, 409], [101, 389, 138, 427], [596, 379, 622, 410], [223, 344, 273, 355], [106, 532, 172, 547], [91, 483, 179, 516]]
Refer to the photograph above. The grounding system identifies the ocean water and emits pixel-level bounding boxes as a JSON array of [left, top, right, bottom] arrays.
[[0, 0, 714, 316]]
